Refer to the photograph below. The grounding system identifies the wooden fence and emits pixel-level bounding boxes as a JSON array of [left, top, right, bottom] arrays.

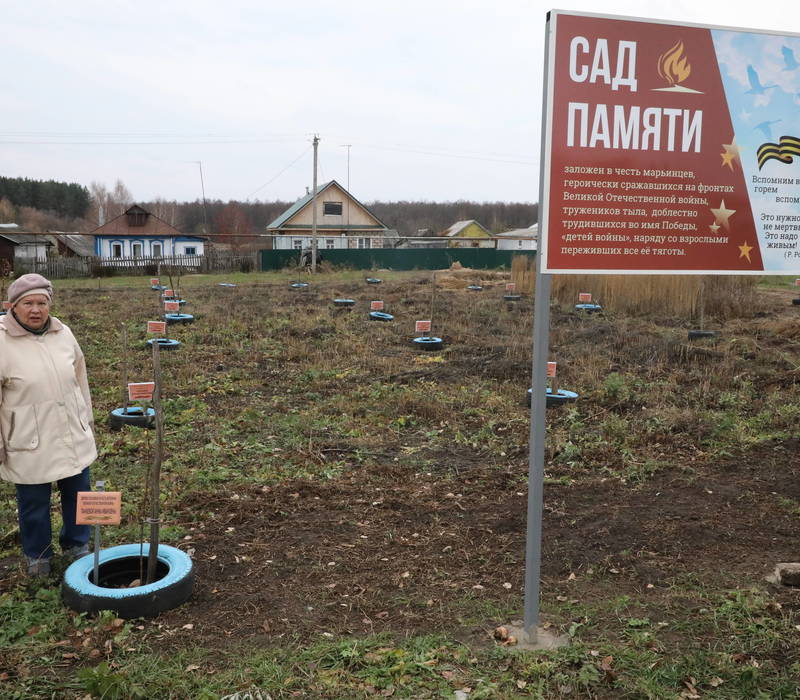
[[16, 251, 260, 279]]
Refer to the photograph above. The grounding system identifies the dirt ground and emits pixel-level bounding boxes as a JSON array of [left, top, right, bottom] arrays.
[[144, 438, 797, 655], [1, 274, 798, 669]]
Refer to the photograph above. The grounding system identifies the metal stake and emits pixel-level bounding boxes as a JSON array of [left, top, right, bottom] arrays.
[[93, 480, 105, 585], [146, 342, 163, 583], [121, 325, 129, 415]]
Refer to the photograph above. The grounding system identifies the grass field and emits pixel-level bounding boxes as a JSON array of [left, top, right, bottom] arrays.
[[1, 269, 799, 699]]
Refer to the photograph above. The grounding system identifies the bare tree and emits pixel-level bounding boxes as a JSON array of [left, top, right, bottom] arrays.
[[87, 179, 134, 226]]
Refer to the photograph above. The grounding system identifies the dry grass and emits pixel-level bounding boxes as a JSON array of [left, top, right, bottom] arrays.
[[510, 255, 760, 319]]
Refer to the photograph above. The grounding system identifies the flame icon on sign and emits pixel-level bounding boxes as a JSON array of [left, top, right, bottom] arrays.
[[653, 41, 703, 93]]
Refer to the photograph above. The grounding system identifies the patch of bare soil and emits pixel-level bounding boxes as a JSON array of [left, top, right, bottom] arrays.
[[143, 438, 799, 652]]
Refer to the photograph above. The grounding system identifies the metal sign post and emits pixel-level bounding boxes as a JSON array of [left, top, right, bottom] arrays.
[[93, 480, 105, 585]]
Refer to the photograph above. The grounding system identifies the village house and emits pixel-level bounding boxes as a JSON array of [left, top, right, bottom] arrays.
[[92, 204, 205, 261], [266, 180, 391, 250], [439, 220, 494, 248]]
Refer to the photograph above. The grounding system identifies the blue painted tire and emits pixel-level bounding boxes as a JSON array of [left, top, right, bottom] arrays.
[[575, 303, 602, 313], [369, 311, 394, 321], [290, 282, 309, 289], [147, 338, 181, 350], [62, 543, 194, 619], [218, 283, 237, 288], [466, 285, 483, 291], [333, 298, 355, 307], [151, 285, 167, 291], [366, 277, 382, 284], [109, 406, 155, 430], [412, 336, 443, 351], [527, 388, 580, 407], [504, 294, 522, 302], [688, 330, 716, 340], [164, 313, 194, 325], [163, 298, 187, 305]]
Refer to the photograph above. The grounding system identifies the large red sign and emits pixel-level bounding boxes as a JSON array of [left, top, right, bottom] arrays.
[[540, 12, 800, 274]]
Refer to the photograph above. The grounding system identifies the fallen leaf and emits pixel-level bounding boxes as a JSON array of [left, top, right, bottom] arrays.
[[502, 582, 512, 589], [182, 624, 194, 630], [516, 680, 527, 689], [493, 626, 509, 641], [599, 656, 614, 672], [185, 665, 201, 672], [709, 677, 724, 687], [88, 649, 102, 659], [262, 619, 271, 633]]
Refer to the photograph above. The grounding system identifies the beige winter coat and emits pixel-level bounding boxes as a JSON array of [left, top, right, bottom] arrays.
[[0, 312, 97, 484]]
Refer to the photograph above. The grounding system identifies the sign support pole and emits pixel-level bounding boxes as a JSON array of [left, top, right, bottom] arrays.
[[523, 270, 551, 640], [521, 13, 564, 646], [92, 480, 105, 585]]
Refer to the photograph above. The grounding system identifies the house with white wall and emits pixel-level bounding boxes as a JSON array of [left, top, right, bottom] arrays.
[[494, 224, 538, 251], [266, 180, 390, 250], [92, 204, 205, 261]]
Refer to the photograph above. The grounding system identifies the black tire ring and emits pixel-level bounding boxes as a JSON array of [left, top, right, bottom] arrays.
[[412, 336, 444, 351], [62, 544, 193, 619], [688, 330, 717, 340], [109, 407, 155, 430]]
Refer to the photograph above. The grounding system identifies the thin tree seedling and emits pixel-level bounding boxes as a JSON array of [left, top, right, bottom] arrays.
[[146, 341, 164, 584], [429, 272, 437, 339], [120, 324, 129, 415]]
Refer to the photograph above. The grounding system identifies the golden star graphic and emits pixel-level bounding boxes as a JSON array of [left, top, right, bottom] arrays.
[[710, 199, 736, 230], [720, 139, 741, 170], [739, 241, 753, 262], [709, 222, 721, 233]]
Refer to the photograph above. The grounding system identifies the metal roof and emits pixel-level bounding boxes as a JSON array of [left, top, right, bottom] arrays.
[[266, 180, 388, 231]]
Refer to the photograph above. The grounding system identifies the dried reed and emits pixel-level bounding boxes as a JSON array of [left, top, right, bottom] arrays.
[[510, 255, 759, 319]]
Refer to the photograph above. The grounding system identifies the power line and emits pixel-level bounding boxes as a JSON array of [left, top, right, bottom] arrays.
[[245, 145, 311, 199]]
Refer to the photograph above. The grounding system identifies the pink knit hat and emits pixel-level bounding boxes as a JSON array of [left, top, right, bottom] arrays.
[[7, 273, 54, 307]]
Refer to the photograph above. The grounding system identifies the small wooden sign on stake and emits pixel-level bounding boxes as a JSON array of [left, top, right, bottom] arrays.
[[164, 300, 180, 312], [506, 282, 516, 293], [578, 292, 592, 303], [415, 319, 431, 334], [76, 491, 122, 525], [162, 289, 174, 298], [370, 300, 384, 311], [147, 320, 167, 334], [128, 381, 155, 402], [150, 278, 160, 286], [547, 361, 558, 393]]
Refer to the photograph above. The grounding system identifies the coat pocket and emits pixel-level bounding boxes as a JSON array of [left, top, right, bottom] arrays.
[[1, 405, 40, 451], [74, 388, 90, 432]]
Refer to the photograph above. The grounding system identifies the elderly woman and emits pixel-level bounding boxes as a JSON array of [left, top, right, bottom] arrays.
[[0, 273, 97, 576]]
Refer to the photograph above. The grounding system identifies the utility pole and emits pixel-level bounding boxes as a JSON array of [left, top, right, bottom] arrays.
[[195, 161, 209, 236], [311, 134, 319, 273], [340, 144, 352, 238]]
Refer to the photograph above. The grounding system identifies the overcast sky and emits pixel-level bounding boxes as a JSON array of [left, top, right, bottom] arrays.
[[2, 1, 798, 205]]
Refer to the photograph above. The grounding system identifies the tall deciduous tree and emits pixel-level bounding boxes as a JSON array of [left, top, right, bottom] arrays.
[[87, 179, 133, 225], [214, 202, 253, 250]]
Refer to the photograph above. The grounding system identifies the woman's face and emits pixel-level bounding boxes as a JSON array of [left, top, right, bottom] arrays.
[[15, 294, 50, 330]]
